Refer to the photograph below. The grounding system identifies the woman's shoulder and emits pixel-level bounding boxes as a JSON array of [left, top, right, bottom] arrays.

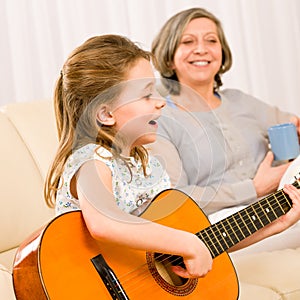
[[220, 88, 257, 101], [219, 88, 267, 108]]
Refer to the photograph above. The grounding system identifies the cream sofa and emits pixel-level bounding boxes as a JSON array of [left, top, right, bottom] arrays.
[[1, 100, 300, 300]]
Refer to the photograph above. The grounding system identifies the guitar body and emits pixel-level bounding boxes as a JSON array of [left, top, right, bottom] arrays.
[[13, 189, 239, 299]]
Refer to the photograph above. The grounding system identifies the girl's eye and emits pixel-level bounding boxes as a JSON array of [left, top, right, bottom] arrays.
[[144, 93, 152, 99]]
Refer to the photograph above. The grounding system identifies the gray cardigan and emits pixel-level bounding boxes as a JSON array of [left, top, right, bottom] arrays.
[[150, 88, 293, 215]]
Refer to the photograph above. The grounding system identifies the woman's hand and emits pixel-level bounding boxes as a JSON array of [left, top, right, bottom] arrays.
[[290, 116, 300, 140], [253, 151, 291, 198]]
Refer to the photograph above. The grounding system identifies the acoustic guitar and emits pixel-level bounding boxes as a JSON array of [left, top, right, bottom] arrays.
[[12, 181, 299, 299]]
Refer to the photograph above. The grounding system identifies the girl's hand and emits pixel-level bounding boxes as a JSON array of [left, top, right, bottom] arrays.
[[271, 183, 300, 233], [171, 235, 213, 278]]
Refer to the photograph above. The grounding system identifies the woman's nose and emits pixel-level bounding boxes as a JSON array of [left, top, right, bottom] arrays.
[[194, 41, 207, 54]]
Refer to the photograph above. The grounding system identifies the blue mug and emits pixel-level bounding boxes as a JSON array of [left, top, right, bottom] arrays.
[[268, 122, 300, 161]]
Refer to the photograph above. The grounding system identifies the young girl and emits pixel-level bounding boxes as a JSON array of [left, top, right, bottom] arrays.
[[44, 34, 300, 282]]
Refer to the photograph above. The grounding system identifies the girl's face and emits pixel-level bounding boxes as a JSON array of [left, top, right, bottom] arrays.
[[110, 58, 165, 150], [172, 17, 222, 90]]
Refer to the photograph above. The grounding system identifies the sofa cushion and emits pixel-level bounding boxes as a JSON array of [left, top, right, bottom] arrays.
[[239, 282, 281, 300], [0, 265, 16, 300], [232, 248, 300, 300], [0, 101, 55, 271], [1, 100, 58, 178], [0, 266, 281, 300]]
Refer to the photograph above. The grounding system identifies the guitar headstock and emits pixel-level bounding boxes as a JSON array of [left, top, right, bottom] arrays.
[[293, 172, 300, 189]]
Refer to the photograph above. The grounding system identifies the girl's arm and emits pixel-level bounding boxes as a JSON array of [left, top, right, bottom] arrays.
[[229, 184, 300, 252], [75, 160, 212, 279]]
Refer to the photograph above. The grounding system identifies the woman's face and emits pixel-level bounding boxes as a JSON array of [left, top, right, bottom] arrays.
[[172, 17, 223, 90]]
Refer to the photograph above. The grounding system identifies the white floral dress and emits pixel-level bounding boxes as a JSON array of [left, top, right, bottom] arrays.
[[56, 143, 170, 216]]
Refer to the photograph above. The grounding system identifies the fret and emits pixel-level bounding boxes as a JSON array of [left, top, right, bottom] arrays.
[[205, 226, 224, 256], [212, 222, 231, 249], [223, 216, 241, 243], [273, 192, 286, 215], [238, 209, 256, 236], [195, 178, 299, 259], [247, 205, 264, 230], [260, 196, 278, 222], [236, 210, 252, 236], [231, 213, 247, 241], [293, 180, 300, 189], [251, 201, 266, 226], [219, 221, 234, 247], [244, 206, 259, 232], [208, 224, 226, 253], [281, 193, 292, 211], [198, 229, 218, 257], [257, 200, 271, 224]]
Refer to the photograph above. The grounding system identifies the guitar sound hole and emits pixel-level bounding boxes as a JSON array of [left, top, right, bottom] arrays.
[[153, 253, 188, 286], [146, 252, 198, 296]]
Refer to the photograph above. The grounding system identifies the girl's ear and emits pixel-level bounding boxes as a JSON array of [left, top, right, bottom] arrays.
[[96, 106, 115, 126]]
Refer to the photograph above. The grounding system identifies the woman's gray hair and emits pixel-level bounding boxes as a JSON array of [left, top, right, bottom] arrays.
[[151, 7, 232, 94]]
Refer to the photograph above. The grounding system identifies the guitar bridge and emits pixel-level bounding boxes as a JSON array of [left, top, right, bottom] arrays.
[[91, 254, 129, 300]]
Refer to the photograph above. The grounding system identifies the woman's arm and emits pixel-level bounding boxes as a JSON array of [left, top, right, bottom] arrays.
[[150, 137, 291, 214], [149, 137, 257, 214]]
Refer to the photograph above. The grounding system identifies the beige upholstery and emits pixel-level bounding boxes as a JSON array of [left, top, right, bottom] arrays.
[[233, 248, 300, 300], [0, 101, 56, 299], [1, 100, 300, 299]]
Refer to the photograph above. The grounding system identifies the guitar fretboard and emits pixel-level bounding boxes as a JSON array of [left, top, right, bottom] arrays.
[[197, 180, 299, 258]]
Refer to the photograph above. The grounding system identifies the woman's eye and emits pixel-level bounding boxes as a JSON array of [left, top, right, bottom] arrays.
[[182, 40, 193, 44], [206, 36, 218, 43], [144, 93, 152, 99]]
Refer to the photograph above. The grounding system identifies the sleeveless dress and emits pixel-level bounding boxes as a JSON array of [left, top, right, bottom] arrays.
[[56, 143, 171, 216]]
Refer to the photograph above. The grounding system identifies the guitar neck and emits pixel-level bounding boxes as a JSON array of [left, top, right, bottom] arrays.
[[197, 180, 299, 258]]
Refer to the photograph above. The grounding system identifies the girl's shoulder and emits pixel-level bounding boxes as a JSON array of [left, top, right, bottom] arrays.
[[66, 143, 114, 172], [72, 143, 112, 159]]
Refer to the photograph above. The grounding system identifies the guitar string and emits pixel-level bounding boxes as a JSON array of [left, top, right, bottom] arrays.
[[117, 190, 293, 291], [199, 192, 291, 255], [116, 194, 290, 297], [120, 193, 291, 296], [217, 201, 291, 253], [113, 182, 298, 290], [116, 192, 290, 290], [116, 179, 300, 292], [113, 191, 294, 294], [115, 198, 291, 297]]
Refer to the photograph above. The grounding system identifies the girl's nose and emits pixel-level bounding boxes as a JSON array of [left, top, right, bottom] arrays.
[[156, 97, 166, 109]]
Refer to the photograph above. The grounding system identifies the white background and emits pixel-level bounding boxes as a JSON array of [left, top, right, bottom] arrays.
[[0, 0, 299, 115]]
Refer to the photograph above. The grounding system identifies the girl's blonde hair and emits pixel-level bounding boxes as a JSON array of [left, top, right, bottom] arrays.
[[45, 34, 152, 208], [151, 7, 232, 94]]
